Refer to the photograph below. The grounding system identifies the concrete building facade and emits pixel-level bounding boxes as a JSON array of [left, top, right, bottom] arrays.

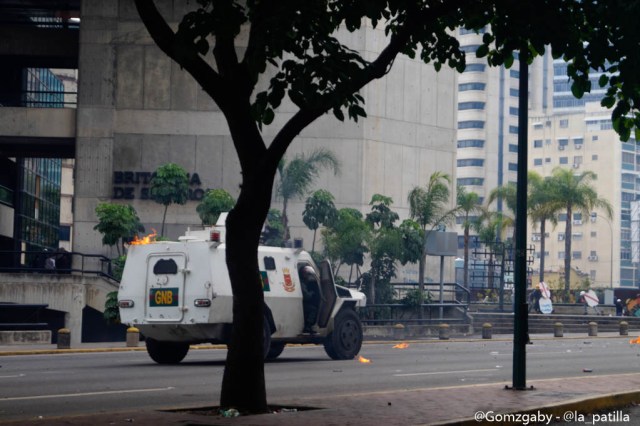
[[1, 1, 460, 284]]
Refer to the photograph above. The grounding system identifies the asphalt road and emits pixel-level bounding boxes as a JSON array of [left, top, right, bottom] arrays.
[[0, 337, 638, 422]]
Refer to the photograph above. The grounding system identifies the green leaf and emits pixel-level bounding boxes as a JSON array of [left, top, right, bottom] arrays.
[[503, 54, 514, 69], [598, 74, 609, 88], [600, 96, 615, 108], [263, 108, 275, 125], [571, 82, 584, 99], [195, 38, 209, 55], [475, 44, 489, 58]]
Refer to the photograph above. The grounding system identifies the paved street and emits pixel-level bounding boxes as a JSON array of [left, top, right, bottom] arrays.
[[1, 336, 640, 423]]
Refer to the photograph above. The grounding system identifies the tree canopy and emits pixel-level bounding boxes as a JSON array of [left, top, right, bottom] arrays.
[[93, 203, 144, 256], [196, 189, 236, 226], [135, 0, 640, 413], [149, 163, 189, 236]]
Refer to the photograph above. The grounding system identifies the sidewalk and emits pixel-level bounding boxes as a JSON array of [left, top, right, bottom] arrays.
[[1, 334, 640, 425]]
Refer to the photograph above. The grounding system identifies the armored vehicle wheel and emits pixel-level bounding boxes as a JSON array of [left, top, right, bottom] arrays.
[[266, 342, 286, 360], [145, 338, 190, 364], [323, 309, 363, 360]]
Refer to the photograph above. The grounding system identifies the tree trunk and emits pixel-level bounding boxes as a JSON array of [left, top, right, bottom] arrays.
[[538, 220, 546, 283], [418, 251, 426, 319], [564, 206, 573, 296], [463, 225, 470, 288], [282, 198, 290, 242], [161, 204, 168, 237], [369, 272, 376, 305], [220, 170, 274, 413], [311, 229, 317, 252]]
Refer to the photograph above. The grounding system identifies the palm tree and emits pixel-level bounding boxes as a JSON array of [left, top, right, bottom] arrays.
[[408, 171, 454, 299], [527, 172, 561, 284], [455, 186, 484, 289], [276, 148, 340, 242], [487, 182, 516, 242], [549, 168, 613, 294], [473, 210, 511, 290]]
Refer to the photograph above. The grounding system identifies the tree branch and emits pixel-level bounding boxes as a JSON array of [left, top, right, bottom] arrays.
[[134, 0, 228, 108]]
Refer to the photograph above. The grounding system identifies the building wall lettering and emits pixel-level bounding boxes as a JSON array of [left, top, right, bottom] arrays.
[[112, 171, 206, 201]]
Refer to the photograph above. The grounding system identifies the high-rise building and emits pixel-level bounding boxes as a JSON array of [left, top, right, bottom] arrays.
[[528, 103, 640, 288]]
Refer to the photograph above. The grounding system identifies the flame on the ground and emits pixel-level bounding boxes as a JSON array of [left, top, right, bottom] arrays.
[[358, 355, 372, 363], [130, 229, 158, 245], [392, 343, 409, 349], [630, 337, 640, 344]]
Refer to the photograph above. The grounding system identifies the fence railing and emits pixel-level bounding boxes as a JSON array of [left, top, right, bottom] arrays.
[[359, 282, 472, 324], [0, 250, 117, 282]]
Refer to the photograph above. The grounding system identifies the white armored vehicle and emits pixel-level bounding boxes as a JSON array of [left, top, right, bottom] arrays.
[[117, 214, 366, 364]]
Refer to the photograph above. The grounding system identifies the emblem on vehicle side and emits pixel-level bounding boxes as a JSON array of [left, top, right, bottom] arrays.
[[282, 268, 295, 292]]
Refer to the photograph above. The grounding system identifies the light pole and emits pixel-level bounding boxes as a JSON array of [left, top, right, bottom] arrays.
[[596, 214, 614, 289]]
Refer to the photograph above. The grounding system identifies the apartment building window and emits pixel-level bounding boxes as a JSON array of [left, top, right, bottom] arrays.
[[460, 44, 481, 53], [533, 140, 543, 148], [459, 120, 485, 129], [510, 88, 519, 97], [592, 154, 598, 161], [572, 251, 582, 260], [457, 139, 485, 148], [459, 82, 486, 91], [459, 27, 486, 35], [558, 213, 567, 221], [510, 70, 520, 78], [559, 119, 569, 128], [458, 101, 486, 110], [558, 251, 565, 259], [545, 158, 551, 163], [534, 158, 543, 166], [457, 177, 484, 186], [558, 138, 569, 147], [573, 137, 584, 146], [457, 159, 484, 167], [509, 125, 519, 134], [559, 157, 568, 164], [509, 107, 519, 116], [508, 162, 518, 171], [509, 144, 518, 153], [463, 63, 486, 73]]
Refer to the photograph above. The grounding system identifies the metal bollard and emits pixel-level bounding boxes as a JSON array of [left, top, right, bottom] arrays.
[[439, 323, 450, 340], [620, 321, 629, 336], [57, 328, 71, 349], [482, 323, 492, 339], [554, 322, 563, 338], [588, 321, 598, 337], [126, 327, 140, 347]]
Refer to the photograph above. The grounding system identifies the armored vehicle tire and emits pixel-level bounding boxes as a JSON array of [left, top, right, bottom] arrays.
[[323, 309, 363, 360], [266, 342, 286, 360], [145, 338, 190, 364]]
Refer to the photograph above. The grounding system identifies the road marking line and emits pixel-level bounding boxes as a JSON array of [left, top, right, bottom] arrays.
[[0, 374, 25, 378], [394, 368, 498, 377], [0, 387, 174, 401]]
